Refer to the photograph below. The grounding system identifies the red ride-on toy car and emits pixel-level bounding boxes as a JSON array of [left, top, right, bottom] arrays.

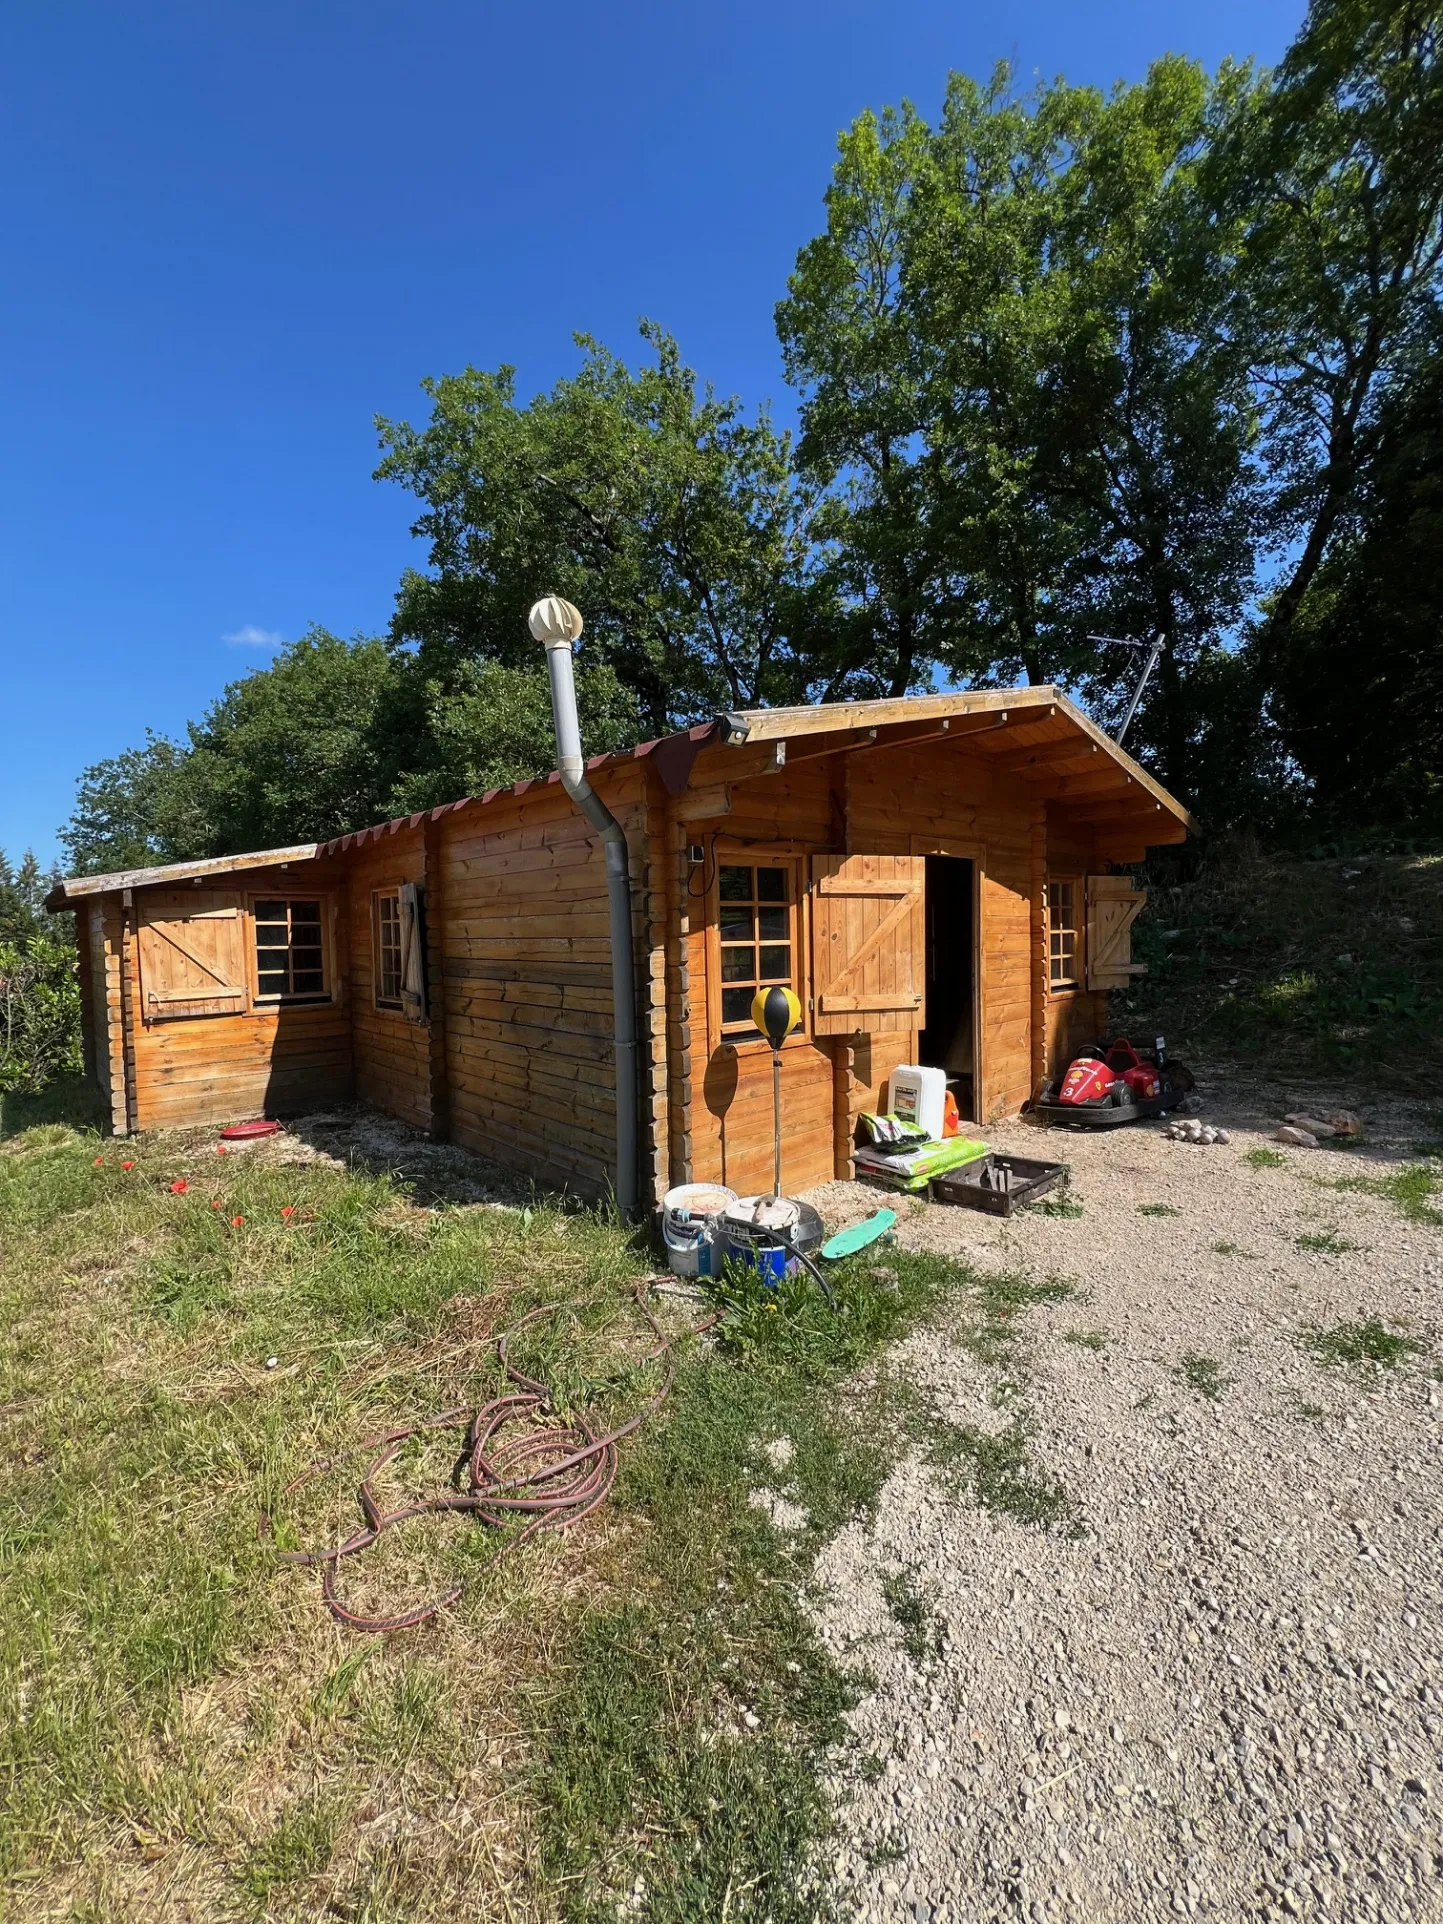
[[1034, 1038, 1194, 1130]]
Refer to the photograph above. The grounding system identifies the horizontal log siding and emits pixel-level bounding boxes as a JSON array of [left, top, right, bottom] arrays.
[[438, 768, 651, 1202], [346, 827, 431, 1131], [127, 859, 353, 1131]]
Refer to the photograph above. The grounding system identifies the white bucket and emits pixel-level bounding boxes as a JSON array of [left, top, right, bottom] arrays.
[[661, 1183, 738, 1278]]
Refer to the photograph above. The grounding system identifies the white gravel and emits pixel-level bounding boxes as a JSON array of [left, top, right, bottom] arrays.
[[799, 1080, 1443, 1923]]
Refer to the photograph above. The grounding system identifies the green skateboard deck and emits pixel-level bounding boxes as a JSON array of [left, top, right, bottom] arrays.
[[821, 1209, 897, 1261]]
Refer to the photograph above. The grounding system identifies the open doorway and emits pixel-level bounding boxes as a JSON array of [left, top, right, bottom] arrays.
[[918, 855, 977, 1123]]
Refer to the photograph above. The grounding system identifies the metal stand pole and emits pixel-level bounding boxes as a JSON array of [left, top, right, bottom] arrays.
[[772, 1049, 783, 1197]]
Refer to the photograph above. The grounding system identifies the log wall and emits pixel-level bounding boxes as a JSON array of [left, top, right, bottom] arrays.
[[436, 767, 653, 1202], [345, 827, 432, 1131], [123, 860, 353, 1131]]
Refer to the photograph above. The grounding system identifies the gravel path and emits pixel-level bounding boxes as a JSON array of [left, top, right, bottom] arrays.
[[799, 1081, 1443, 1923]]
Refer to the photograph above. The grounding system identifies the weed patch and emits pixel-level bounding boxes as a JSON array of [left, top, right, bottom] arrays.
[[1332, 1161, 1443, 1226], [1295, 1229, 1359, 1255], [1210, 1240, 1257, 1258], [1300, 1318, 1426, 1372], [880, 1569, 947, 1667], [1138, 1202, 1181, 1218], [1173, 1351, 1231, 1401], [1062, 1328, 1111, 1351], [1246, 1147, 1286, 1170]]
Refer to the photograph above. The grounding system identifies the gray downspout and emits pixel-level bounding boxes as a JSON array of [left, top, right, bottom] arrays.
[[534, 613, 639, 1218]]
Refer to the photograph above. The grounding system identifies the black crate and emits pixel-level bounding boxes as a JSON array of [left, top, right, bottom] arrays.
[[930, 1152, 1068, 1218]]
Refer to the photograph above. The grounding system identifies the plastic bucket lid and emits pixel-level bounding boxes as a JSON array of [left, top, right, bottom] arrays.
[[662, 1183, 736, 1222], [219, 1119, 283, 1140]]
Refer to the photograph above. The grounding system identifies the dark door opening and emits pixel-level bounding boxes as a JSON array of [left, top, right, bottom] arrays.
[[918, 855, 976, 1123]]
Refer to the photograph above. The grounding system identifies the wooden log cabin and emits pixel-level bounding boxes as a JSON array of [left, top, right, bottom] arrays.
[[48, 688, 1193, 1204]]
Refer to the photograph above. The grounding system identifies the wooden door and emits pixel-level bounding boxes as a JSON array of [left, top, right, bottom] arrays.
[[1085, 876, 1147, 990], [810, 854, 925, 1035], [137, 890, 248, 1020]]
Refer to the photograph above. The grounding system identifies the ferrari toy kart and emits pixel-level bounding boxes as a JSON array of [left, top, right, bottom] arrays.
[[1034, 1038, 1194, 1131]]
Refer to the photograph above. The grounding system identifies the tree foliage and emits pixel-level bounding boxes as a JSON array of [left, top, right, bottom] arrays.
[[55, 0, 1443, 892], [0, 850, 79, 1096]]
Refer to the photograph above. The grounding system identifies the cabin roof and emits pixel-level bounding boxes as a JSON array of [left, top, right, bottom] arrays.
[[45, 686, 1193, 908]]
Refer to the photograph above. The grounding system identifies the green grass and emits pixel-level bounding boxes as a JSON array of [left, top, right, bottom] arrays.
[[880, 1569, 947, 1668], [1300, 1318, 1427, 1372], [1245, 1147, 1286, 1170], [1137, 1202, 1181, 1218], [1029, 1190, 1084, 1219], [1209, 1240, 1257, 1258], [1294, 1229, 1359, 1255], [1173, 1351, 1231, 1401], [0, 1114, 1079, 1923], [1331, 1161, 1443, 1226], [1110, 842, 1443, 1091], [1062, 1328, 1111, 1351]]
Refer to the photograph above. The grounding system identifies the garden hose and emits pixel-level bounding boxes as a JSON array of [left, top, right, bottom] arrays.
[[261, 1284, 718, 1634]]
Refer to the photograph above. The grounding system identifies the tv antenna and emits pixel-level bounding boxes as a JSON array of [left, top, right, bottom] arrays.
[[1088, 634, 1163, 746]]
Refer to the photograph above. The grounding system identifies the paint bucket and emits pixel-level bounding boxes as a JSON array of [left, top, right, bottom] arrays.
[[661, 1183, 738, 1278], [722, 1196, 825, 1285]]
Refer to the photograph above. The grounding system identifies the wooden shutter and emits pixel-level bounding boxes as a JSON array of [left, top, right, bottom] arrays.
[[398, 882, 428, 1023], [810, 854, 925, 1035], [1085, 876, 1147, 990], [137, 890, 246, 1020]]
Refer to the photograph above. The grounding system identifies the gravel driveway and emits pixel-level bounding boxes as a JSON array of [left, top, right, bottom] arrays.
[[800, 1080, 1443, 1924]]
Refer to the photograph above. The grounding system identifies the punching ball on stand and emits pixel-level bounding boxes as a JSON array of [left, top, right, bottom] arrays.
[[752, 985, 802, 1198]]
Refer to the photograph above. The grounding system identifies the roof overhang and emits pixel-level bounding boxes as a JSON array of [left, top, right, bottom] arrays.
[[716, 687, 1196, 835], [44, 842, 321, 912], [43, 688, 1192, 914]]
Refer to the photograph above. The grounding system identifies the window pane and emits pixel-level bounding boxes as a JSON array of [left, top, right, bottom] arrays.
[[257, 946, 290, 971], [755, 867, 787, 902], [719, 905, 754, 941], [759, 945, 791, 980], [290, 901, 322, 925], [255, 900, 286, 922], [721, 986, 754, 1026], [721, 946, 755, 982], [257, 971, 288, 996], [757, 906, 788, 941], [719, 866, 751, 901], [292, 970, 325, 994]]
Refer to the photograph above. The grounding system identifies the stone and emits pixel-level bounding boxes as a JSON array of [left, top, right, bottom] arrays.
[[1276, 1126, 1319, 1148], [1284, 1113, 1337, 1138]]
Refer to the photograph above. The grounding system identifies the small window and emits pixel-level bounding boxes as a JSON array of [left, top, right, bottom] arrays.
[[716, 861, 796, 1033], [1047, 880, 1080, 990], [374, 893, 402, 1009], [254, 899, 328, 1001]]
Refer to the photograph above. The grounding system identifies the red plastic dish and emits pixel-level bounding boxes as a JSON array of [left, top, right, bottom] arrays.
[[219, 1120, 283, 1140]]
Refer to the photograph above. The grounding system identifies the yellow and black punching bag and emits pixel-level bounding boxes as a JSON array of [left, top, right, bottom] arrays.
[[752, 985, 802, 1196]]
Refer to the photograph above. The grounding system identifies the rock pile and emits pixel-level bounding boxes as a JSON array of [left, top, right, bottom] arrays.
[[1164, 1118, 1230, 1146]]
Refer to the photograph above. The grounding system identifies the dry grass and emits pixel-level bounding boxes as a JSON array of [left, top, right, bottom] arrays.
[[0, 1118, 650, 1922]]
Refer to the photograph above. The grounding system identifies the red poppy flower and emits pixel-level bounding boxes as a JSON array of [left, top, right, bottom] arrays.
[[280, 1206, 295, 1220], [169, 1179, 188, 1194], [121, 1161, 134, 1171], [216, 1145, 228, 1156], [211, 1199, 222, 1210], [231, 1215, 244, 1227], [93, 1155, 104, 1166]]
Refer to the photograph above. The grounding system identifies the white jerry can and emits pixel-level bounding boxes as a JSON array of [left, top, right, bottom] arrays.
[[887, 1063, 948, 1140]]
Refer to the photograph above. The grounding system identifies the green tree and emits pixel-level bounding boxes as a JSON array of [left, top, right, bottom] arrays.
[[776, 102, 957, 696], [1038, 59, 1265, 799], [61, 735, 189, 877], [1271, 338, 1443, 827], [375, 323, 828, 731], [1229, 0, 1443, 666]]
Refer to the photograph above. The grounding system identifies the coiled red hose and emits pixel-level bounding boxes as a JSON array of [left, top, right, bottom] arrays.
[[262, 1285, 716, 1633]]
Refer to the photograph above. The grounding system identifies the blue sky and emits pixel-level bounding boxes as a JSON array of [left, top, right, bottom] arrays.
[[2, 0, 1305, 869]]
